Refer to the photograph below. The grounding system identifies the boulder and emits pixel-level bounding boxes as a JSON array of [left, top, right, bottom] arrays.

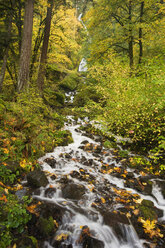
[[38, 216, 55, 238], [45, 187, 56, 198], [27, 169, 48, 188], [44, 157, 56, 168], [78, 226, 104, 248], [101, 211, 129, 241], [62, 183, 86, 200], [139, 199, 163, 220]]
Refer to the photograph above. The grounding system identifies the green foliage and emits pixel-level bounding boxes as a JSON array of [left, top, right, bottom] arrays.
[[0, 165, 18, 184], [78, 56, 165, 171], [0, 190, 31, 247], [59, 72, 80, 92]]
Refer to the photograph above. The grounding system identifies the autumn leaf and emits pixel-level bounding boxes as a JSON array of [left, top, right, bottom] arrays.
[[56, 233, 69, 241], [133, 209, 139, 215], [101, 197, 106, 203], [0, 194, 8, 202]]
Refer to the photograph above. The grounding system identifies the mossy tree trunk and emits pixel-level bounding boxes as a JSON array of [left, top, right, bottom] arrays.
[[17, 0, 34, 92]]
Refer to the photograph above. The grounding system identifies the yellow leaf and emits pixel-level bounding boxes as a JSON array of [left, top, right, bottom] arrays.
[[134, 198, 143, 204], [54, 220, 59, 227], [56, 233, 68, 241], [133, 209, 139, 215], [126, 213, 131, 218], [101, 197, 106, 203], [13, 244, 17, 248]]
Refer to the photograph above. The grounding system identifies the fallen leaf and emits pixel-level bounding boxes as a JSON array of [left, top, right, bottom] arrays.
[[101, 197, 106, 203]]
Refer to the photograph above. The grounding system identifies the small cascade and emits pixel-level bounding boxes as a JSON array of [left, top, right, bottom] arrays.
[[30, 116, 165, 247]]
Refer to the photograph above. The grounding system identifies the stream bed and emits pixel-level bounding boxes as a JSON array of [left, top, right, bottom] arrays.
[[26, 116, 165, 248]]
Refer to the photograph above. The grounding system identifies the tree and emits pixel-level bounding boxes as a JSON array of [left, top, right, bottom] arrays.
[[37, 0, 54, 92], [0, 0, 15, 92], [17, 0, 34, 92]]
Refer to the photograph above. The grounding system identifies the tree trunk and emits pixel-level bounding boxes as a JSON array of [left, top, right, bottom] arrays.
[[128, 0, 134, 71], [0, 0, 15, 92], [37, 0, 54, 92], [30, 17, 45, 79], [17, 0, 34, 92], [138, 1, 144, 64], [17, 0, 23, 55]]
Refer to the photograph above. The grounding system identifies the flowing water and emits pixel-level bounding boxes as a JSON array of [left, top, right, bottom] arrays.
[[32, 116, 165, 248], [30, 11, 165, 248]]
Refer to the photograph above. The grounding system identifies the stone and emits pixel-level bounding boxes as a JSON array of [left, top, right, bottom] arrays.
[[27, 169, 48, 188], [45, 187, 56, 198], [139, 199, 163, 220], [101, 211, 129, 241], [38, 216, 55, 238], [78, 226, 104, 248], [62, 183, 86, 200], [44, 157, 56, 168]]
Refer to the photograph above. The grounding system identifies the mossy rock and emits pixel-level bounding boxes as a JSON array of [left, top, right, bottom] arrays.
[[139, 200, 157, 220], [16, 236, 37, 248], [38, 216, 55, 238]]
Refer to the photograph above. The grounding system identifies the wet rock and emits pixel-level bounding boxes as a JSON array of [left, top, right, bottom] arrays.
[[37, 202, 65, 228], [62, 183, 86, 200], [44, 157, 56, 168], [126, 172, 134, 179], [101, 211, 129, 240], [52, 241, 73, 248], [84, 143, 93, 151], [78, 226, 104, 248], [139, 178, 153, 195], [83, 158, 93, 167], [139, 199, 163, 220], [38, 216, 55, 238], [27, 169, 48, 188], [65, 153, 72, 159], [81, 140, 89, 145], [155, 180, 165, 198], [93, 144, 102, 153], [45, 187, 56, 198]]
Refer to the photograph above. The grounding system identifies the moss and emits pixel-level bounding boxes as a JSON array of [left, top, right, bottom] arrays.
[[103, 140, 117, 149], [38, 216, 54, 237], [139, 200, 157, 220], [119, 150, 129, 158]]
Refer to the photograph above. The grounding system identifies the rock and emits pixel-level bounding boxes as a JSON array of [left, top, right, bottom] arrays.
[[78, 226, 104, 248], [62, 183, 86, 200], [52, 241, 73, 248], [44, 157, 56, 168], [139, 199, 163, 220], [101, 211, 129, 240], [84, 143, 93, 151], [155, 180, 165, 198], [81, 140, 89, 145], [38, 216, 55, 238], [45, 187, 56, 198], [27, 169, 49, 188], [38, 202, 65, 223], [93, 144, 102, 153]]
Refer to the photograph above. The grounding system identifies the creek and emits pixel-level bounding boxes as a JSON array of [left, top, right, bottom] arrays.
[[30, 116, 165, 248], [27, 12, 165, 248]]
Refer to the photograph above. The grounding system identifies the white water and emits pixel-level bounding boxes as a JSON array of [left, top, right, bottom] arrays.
[[32, 117, 165, 247]]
